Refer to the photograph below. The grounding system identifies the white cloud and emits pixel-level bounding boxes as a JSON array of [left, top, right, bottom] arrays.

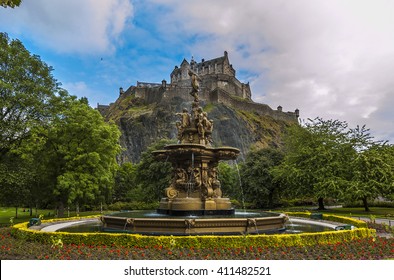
[[0, 0, 133, 54], [149, 0, 394, 142]]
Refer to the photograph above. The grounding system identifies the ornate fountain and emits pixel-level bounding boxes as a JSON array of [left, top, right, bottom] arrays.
[[101, 70, 288, 235]]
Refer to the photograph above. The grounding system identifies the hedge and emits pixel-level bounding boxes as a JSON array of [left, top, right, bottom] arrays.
[[12, 217, 375, 249]]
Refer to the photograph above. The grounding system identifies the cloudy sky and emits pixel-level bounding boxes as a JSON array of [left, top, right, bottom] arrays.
[[1, 0, 394, 143]]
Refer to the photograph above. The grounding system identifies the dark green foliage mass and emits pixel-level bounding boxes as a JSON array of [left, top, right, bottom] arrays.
[[218, 161, 241, 202], [134, 139, 173, 202], [33, 95, 121, 214], [0, 32, 60, 156], [0, 33, 121, 215], [273, 117, 394, 211], [240, 147, 284, 208]]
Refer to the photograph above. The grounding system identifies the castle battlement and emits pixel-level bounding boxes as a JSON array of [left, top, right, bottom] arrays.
[[100, 51, 299, 123]]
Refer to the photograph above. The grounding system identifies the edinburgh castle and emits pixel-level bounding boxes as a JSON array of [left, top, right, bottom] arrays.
[[98, 52, 299, 162]]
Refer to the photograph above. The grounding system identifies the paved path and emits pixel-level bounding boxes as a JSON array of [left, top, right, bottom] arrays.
[[351, 216, 394, 226], [37, 218, 99, 232]]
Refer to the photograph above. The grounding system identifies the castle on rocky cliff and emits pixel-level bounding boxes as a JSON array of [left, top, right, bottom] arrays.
[[97, 51, 299, 122]]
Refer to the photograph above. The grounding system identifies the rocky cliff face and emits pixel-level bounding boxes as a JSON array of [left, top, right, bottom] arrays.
[[103, 90, 295, 163]]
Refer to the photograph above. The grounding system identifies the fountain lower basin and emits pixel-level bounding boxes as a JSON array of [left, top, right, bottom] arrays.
[[100, 210, 288, 235]]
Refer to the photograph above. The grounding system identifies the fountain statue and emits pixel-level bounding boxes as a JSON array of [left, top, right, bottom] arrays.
[[153, 92, 239, 215], [101, 73, 288, 235]]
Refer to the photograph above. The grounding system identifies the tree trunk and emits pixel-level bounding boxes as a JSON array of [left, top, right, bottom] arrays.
[[268, 191, 274, 209], [58, 201, 65, 217], [362, 197, 370, 212], [317, 197, 325, 210], [15, 206, 18, 219], [29, 206, 33, 217]]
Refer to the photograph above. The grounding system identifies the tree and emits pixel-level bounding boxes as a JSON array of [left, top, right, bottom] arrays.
[[0, 32, 60, 157], [240, 147, 284, 208], [0, 0, 22, 8], [346, 145, 394, 211], [273, 118, 354, 210], [134, 139, 174, 202], [0, 153, 31, 218], [113, 162, 140, 202], [0, 32, 61, 213], [217, 161, 241, 203], [28, 94, 121, 216]]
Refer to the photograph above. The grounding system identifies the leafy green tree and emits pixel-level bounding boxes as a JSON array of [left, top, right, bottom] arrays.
[[274, 118, 389, 211], [240, 147, 284, 208], [134, 139, 174, 202], [113, 162, 141, 202], [0, 32, 60, 157], [0, 153, 31, 218], [217, 161, 241, 202], [0, 32, 62, 213], [346, 145, 394, 211], [1, 33, 121, 215], [28, 95, 121, 216], [273, 118, 354, 210]]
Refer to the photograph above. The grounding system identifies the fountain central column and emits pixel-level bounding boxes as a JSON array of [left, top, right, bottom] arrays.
[[153, 84, 239, 216]]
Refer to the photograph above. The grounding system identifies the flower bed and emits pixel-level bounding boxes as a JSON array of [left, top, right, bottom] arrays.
[[0, 227, 392, 260]]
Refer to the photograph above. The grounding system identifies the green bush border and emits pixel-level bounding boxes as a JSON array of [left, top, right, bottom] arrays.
[[11, 214, 375, 249]]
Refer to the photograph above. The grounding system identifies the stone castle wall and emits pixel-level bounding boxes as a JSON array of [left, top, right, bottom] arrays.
[[214, 88, 298, 122], [105, 52, 297, 123], [125, 83, 297, 123]]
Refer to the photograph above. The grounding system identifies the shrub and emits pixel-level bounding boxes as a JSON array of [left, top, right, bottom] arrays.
[[107, 201, 160, 211], [11, 219, 375, 249]]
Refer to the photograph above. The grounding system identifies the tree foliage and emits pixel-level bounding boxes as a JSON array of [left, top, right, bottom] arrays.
[[113, 162, 142, 202], [273, 119, 353, 209], [217, 161, 241, 201], [273, 117, 393, 211], [133, 139, 174, 202], [0, 153, 31, 217], [0, 32, 60, 157], [240, 147, 284, 208], [30, 95, 121, 213], [345, 145, 394, 211], [0, 0, 22, 8], [1, 33, 122, 213]]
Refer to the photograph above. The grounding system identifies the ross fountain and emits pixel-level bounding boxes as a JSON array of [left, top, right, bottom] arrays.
[[101, 70, 288, 235]]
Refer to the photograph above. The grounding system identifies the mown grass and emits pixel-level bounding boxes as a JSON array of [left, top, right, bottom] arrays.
[[279, 207, 394, 219], [0, 207, 109, 225]]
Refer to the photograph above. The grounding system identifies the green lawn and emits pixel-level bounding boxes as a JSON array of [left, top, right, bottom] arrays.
[[0, 207, 108, 225], [279, 206, 394, 219], [322, 207, 394, 218]]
